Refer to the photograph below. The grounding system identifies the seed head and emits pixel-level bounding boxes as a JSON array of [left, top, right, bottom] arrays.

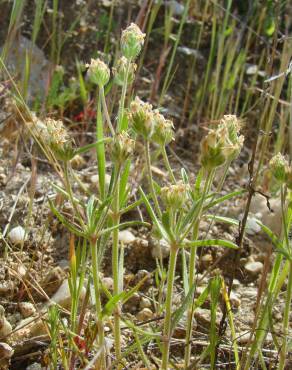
[[128, 97, 154, 139], [161, 182, 189, 210], [200, 127, 226, 170], [220, 115, 241, 144], [86, 58, 110, 87], [110, 132, 135, 164], [113, 56, 137, 86], [219, 115, 244, 161], [29, 115, 74, 161], [152, 111, 174, 146], [121, 23, 145, 60], [269, 153, 289, 183]]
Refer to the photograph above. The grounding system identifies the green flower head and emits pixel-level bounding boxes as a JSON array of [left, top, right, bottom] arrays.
[[86, 58, 110, 87], [152, 110, 174, 146], [269, 153, 289, 184], [128, 97, 154, 139], [121, 23, 145, 60]]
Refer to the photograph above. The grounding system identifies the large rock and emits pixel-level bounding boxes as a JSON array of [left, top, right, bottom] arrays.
[[1, 36, 51, 104], [249, 194, 281, 235]]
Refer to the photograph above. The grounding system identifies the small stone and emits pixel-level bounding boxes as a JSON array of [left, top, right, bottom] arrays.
[[244, 261, 263, 276], [194, 308, 222, 330], [0, 306, 12, 338], [245, 216, 261, 235], [49, 279, 86, 309], [135, 269, 153, 289], [137, 308, 153, 322], [229, 291, 241, 308], [70, 154, 85, 169], [173, 326, 187, 339], [151, 238, 170, 259], [0, 342, 14, 362], [0, 281, 14, 295], [26, 363, 43, 370], [90, 174, 111, 189], [19, 302, 36, 318], [17, 264, 27, 277], [118, 230, 136, 244], [140, 297, 152, 309], [238, 332, 252, 345], [8, 226, 27, 245], [201, 254, 213, 268], [102, 277, 113, 291], [265, 332, 273, 344], [41, 266, 65, 297], [232, 279, 240, 288], [123, 293, 140, 313]]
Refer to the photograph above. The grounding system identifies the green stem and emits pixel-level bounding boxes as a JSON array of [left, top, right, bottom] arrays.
[[278, 261, 292, 370], [184, 170, 213, 366], [63, 162, 85, 230], [162, 146, 176, 183], [243, 254, 283, 370], [112, 164, 122, 368], [145, 140, 162, 218], [100, 86, 115, 136], [91, 239, 106, 368], [161, 244, 179, 369], [118, 58, 131, 131]]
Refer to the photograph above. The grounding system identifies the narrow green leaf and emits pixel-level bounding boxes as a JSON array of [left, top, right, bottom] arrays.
[[86, 195, 95, 223], [203, 189, 246, 211], [119, 160, 131, 208], [139, 187, 169, 242], [171, 282, 196, 331], [206, 215, 239, 226], [49, 200, 84, 237], [256, 220, 292, 260], [185, 239, 238, 249], [96, 92, 106, 199], [100, 291, 127, 319], [74, 138, 111, 156]]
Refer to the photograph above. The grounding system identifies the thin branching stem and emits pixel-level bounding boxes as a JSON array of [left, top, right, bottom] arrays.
[[100, 86, 115, 136], [184, 169, 214, 366], [145, 139, 162, 218], [162, 146, 176, 183], [118, 58, 131, 131], [91, 238, 106, 368], [112, 163, 122, 368], [161, 243, 179, 369]]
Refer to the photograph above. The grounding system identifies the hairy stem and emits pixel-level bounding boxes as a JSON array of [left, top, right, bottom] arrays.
[[184, 170, 213, 366], [279, 261, 292, 370], [112, 164, 122, 368], [100, 86, 115, 136], [118, 58, 131, 131], [145, 140, 162, 218], [161, 244, 179, 369], [91, 239, 106, 368], [162, 146, 176, 183]]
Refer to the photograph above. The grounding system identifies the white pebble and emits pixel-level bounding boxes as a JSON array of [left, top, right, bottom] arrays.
[[244, 261, 263, 276], [8, 226, 27, 245], [19, 302, 36, 318], [118, 230, 136, 244], [137, 308, 153, 321]]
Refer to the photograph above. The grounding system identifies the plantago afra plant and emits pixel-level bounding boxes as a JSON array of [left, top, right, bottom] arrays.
[[242, 153, 292, 370], [1, 12, 261, 368]]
